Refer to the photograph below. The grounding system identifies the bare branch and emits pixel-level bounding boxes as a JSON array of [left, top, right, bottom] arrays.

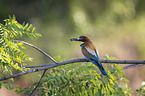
[[23, 58, 145, 68], [14, 40, 57, 63], [101, 59, 145, 64], [28, 70, 47, 96], [123, 64, 145, 69], [14, 40, 57, 96], [1, 58, 145, 81]]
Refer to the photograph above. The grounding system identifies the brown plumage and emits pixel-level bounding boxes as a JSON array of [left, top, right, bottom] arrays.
[[70, 36, 109, 78]]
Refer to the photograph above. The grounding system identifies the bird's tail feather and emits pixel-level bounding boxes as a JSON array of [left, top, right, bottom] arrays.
[[91, 60, 110, 78], [97, 62, 110, 78]]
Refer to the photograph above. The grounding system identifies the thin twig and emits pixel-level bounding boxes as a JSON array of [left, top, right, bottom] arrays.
[[1, 58, 145, 81], [101, 59, 145, 64], [14, 40, 57, 96], [123, 64, 145, 69], [28, 70, 47, 96]]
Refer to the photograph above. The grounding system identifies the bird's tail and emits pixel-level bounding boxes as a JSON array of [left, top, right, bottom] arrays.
[[92, 60, 110, 78], [97, 62, 110, 78], [100, 68, 110, 78]]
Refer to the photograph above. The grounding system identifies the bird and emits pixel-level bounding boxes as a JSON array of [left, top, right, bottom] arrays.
[[70, 36, 109, 78]]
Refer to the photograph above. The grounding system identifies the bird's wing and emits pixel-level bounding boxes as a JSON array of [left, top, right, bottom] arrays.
[[85, 46, 105, 70], [85, 46, 99, 58]]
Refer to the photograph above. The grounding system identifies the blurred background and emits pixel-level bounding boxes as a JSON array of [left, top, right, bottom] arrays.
[[0, 0, 145, 95]]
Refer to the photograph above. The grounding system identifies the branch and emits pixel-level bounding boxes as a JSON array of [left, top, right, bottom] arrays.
[[123, 64, 145, 69], [28, 70, 47, 96], [12, 40, 145, 95], [15, 40, 145, 65], [1, 58, 145, 81], [100, 59, 145, 64], [23, 58, 145, 68], [14, 40, 57, 95], [14, 40, 57, 63]]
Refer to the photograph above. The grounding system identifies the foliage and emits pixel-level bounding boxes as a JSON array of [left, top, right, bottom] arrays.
[[0, 16, 41, 90], [136, 81, 145, 95], [33, 56, 132, 96], [0, 16, 140, 95]]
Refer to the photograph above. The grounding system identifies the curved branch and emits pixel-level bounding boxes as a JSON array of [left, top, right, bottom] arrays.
[[14, 40, 57, 63], [0, 58, 145, 81], [14, 40, 57, 96]]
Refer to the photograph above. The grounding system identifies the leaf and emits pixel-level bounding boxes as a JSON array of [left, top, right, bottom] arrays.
[[32, 27, 36, 33], [23, 23, 29, 30], [34, 33, 42, 37], [3, 84, 9, 89], [27, 24, 33, 32]]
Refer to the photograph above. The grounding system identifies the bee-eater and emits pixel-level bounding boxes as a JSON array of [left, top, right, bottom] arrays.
[[70, 36, 109, 78]]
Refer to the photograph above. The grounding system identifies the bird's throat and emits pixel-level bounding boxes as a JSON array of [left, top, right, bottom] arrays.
[[77, 42, 84, 45]]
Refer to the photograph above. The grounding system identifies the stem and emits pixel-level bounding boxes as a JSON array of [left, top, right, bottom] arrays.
[[1, 58, 145, 81], [14, 40, 57, 96]]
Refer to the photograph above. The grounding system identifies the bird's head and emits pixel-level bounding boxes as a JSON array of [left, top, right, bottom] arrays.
[[70, 36, 90, 45]]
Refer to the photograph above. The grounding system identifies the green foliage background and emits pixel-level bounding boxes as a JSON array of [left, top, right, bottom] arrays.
[[0, 0, 145, 95], [36, 56, 133, 96], [0, 20, 133, 95]]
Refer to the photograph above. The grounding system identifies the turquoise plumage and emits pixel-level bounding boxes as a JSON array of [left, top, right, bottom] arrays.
[[70, 36, 109, 78]]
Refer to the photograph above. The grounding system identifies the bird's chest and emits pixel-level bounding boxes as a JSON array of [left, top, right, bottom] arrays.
[[81, 45, 90, 59]]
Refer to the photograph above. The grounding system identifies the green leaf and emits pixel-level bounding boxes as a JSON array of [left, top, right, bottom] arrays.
[[27, 24, 33, 31], [23, 23, 29, 30], [3, 84, 9, 89], [32, 27, 36, 33]]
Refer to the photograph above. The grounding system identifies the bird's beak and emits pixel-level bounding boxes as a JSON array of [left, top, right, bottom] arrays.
[[70, 38, 80, 41], [70, 38, 84, 45]]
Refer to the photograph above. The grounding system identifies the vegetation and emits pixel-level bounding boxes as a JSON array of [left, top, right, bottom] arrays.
[[1, 0, 145, 95], [36, 56, 132, 96], [0, 16, 144, 95], [0, 16, 41, 93]]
